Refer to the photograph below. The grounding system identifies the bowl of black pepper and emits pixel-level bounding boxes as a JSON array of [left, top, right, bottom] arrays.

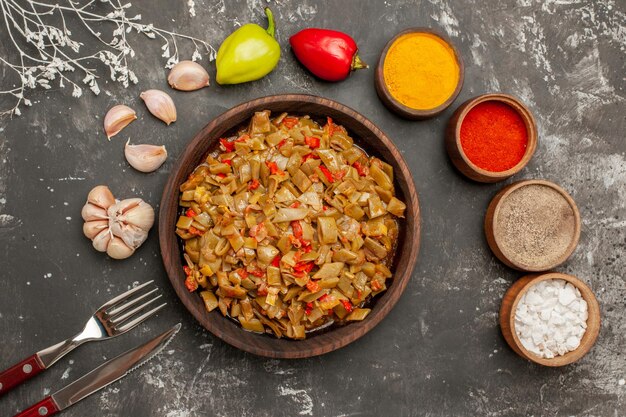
[[484, 179, 581, 272]]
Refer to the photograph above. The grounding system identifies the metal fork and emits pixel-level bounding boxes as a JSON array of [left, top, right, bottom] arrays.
[[0, 280, 166, 396]]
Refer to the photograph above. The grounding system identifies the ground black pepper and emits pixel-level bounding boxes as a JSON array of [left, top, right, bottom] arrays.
[[495, 184, 577, 269]]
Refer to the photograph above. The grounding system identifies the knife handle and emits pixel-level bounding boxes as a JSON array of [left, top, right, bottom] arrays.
[[0, 354, 45, 396], [14, 396, 60, 417]]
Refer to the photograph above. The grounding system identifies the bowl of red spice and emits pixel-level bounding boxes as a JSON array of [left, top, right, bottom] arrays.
[[445, 93, 537, 183]]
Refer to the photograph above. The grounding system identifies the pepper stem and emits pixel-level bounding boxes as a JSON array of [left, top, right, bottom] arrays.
[[351, 53, 368, 70], [265, 7, 276, 38]]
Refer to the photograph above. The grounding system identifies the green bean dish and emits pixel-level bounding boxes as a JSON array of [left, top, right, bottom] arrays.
[[175, 111, 406, 339]]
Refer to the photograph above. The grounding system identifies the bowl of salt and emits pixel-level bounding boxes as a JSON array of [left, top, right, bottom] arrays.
[[499, 272, 600, 367]]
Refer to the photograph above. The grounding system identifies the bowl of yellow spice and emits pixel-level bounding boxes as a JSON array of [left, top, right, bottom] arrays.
[[375, 28, 464, 120]]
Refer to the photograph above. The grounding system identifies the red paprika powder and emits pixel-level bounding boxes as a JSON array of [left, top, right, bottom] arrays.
[[460, 101, 528, 172]]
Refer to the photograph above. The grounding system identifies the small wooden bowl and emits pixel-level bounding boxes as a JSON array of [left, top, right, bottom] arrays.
[[445, 93, 538, 183], [500, 272, 601, 366], [485, 179, 581, 272], [375, 28, 464, 120], [159, 94, 421, 358]]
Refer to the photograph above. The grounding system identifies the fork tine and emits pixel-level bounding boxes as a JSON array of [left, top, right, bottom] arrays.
[[115, 303, 167, 333], [110, 294, 163, 325], [106, 288, 159, 317], [97, 280, 155, 312]]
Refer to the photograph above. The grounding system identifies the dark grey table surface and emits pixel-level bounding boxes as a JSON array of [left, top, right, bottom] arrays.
[[1, 1, 624, 416]]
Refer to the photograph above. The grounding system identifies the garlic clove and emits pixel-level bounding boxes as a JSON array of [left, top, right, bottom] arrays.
[[140, 89, 177, 125], [124, 140, 168, 173], [81, 202, 109, 221], [83, 219, 109, 239], [167, 60, 210, 91], [117, 198, 155, 230], [107, 236, 135, 259], [111, 222, 149, 249], [87, 185, 116, 209], [92, 228, 112, 252], [108, 197, 143, 217], [104, 105, 137, 140]]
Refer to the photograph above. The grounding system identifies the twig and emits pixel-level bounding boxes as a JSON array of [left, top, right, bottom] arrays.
[[0, 0, 215, 118]]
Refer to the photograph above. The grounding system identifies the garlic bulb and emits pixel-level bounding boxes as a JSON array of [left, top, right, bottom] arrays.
[[125, 140, 167, 173], [104, 105, 136, 140], [140, 89, 177, 125], [81, 185, 155, 260], [167, 61, 210, 91]]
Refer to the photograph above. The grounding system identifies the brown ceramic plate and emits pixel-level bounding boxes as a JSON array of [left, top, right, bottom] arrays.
[[159, 94, 421, 358]]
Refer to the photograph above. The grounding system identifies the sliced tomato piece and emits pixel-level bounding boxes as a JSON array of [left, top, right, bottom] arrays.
[[319, 166, 334, 183], [282, 116, 299, 129], [291, 220, 303, 239], [184, 276, 198, 292], [306, 279, 320, 293], [219, 138, 235, 152], [341, 299, 353, 313], [248, 179, 260, 191], [305, 136, 320, 149]]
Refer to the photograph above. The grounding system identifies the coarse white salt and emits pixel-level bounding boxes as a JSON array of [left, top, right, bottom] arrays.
[[514, 279, 588, 359]]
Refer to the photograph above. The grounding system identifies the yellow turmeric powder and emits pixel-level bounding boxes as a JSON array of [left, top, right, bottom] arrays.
[[383, 32, 460, 110]]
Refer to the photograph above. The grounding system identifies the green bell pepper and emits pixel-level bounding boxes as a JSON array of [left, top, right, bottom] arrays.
[[216, 8, 281, 85]]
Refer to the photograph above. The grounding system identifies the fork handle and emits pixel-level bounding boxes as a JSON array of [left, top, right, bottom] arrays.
[[13, 396, 60, 417], [0, 354, 45, 396]]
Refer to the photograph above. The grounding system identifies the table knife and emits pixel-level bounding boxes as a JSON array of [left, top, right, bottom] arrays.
[[13, 323, 180, 417]]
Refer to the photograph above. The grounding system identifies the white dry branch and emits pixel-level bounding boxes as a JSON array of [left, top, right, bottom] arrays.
[[0, 0, 216, 117]]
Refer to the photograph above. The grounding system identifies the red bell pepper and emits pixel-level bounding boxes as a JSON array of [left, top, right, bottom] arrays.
[[265, 161, 283, 175], [289, 29, 368, 82], [352, 161, 369, 177], [294, 261, 314, 274], [319, 165, 334, 183], [305, 302, 313, 315], [304, 136, 320, 149], [302, 152, 320, 162], [185, 209, 197, 218]]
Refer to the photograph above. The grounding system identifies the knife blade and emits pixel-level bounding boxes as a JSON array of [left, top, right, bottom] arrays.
[[13, 323, 180, 417]]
